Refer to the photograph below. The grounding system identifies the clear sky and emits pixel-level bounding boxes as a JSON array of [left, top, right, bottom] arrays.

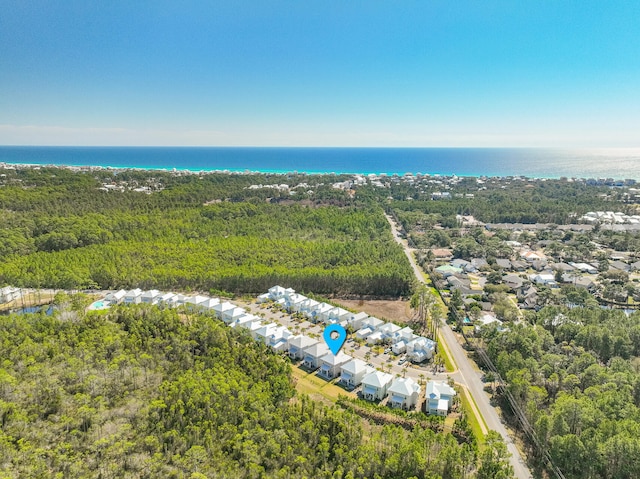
[[1, 1, 639, 147]]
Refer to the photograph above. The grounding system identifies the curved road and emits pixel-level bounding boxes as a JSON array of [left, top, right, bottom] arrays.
[[385, 214, 533, 479]]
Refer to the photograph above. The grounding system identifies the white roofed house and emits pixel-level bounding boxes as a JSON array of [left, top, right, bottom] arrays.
[[171, 294, 190, 308], [185, 295, 209, 311], [123, 288, 143, 304], [254, 323, 278, 345], [213, 301, 235, 320], [366, 331, 384, 345], [299, 298, 320, 318], [104, 289, 126, 305], [318, 352, 351, 379], [158, 292, 176, 306], [141, 290, 162, 304], [268, 285, 286, 300], [200, 297, 220, 311], [302, 343, 330, 370], [288, 335, 319, 360], [355, 326, 374, 340], [426, 380, 456, 416], [361, 371, 394, 401], [256, 292, 271, 303], [378, 323, 401, 341], [285, 293, 307, 313], [266, 326, 293, 352], [238, 319, 264, 339], [347, 311, 369, 331], [396, 327, 415, 343], [406, 337, 436, 363], [364, 317, 385, 331], [387, 377, 421, 410], [229, 313, 259, 329], [340, 359, 374, 388], [223, 306, 247, 325], [392, 340, 407, 355], [314, 303, 333, 323]]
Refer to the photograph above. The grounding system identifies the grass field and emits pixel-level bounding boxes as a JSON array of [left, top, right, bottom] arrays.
[[291, 366, 350, 404]]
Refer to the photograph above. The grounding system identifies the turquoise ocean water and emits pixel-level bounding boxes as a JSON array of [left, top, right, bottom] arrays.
[[1, 146, 640, 179]]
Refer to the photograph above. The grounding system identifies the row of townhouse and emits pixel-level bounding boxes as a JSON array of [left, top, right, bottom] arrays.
[[102, 287, 454, 415], [260, 285, 437, 364]]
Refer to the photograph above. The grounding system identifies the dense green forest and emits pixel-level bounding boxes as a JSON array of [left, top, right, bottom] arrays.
[[482, 306, 640, 479], [0, 168, 412, 296], [391, 180, 621, 229], [0, 305, 513, 478]]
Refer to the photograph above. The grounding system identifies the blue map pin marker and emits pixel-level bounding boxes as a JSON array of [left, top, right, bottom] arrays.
[[323, 324, 347, 355]]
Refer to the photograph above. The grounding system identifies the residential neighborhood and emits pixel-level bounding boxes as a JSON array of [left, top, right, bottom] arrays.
[[89, 284, 457, 416]]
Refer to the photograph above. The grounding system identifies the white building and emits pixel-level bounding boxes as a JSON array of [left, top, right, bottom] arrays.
[[361, 371, 394, 401], [426, 380, 456, 416], [340, 359, 374, 388], [347, 311, 369, 330], [141, 290, 162, 304], [302, 343, 330, 370], [387, 377, 421, 410], [123, 289, 143, 304], [288, 335, 319, 360], [318, 352, 351, 379], [406, 337, 436, 363]]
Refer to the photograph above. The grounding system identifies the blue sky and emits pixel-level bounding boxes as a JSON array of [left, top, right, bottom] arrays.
[[1, 1, 639, 147]]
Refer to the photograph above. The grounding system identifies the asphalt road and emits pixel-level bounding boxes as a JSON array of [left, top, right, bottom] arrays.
[[384, 213, 533, 479]]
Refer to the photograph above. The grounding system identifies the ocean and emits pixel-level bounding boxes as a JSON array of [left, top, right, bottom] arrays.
[[1, 146, 640, 179]]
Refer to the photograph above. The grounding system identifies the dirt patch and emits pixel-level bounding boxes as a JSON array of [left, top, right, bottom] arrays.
[[334, 299, 414, 324]]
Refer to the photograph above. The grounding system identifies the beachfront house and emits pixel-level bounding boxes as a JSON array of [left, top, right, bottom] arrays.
[[339, 359, 374, 388], [318, 352, 351, 379], [124, 289, 143, 304], [426, 380, 456, 416], [387, 377, 421, 410], [288, 335, 319, 360], [141, 290, 162, 304], [302, 343, 330, 370], [361, 371, 394, 401]]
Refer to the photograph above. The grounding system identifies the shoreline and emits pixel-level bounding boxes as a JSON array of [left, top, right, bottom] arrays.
[[2, 145, 640, 181], [1, 160, 638, 184]]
